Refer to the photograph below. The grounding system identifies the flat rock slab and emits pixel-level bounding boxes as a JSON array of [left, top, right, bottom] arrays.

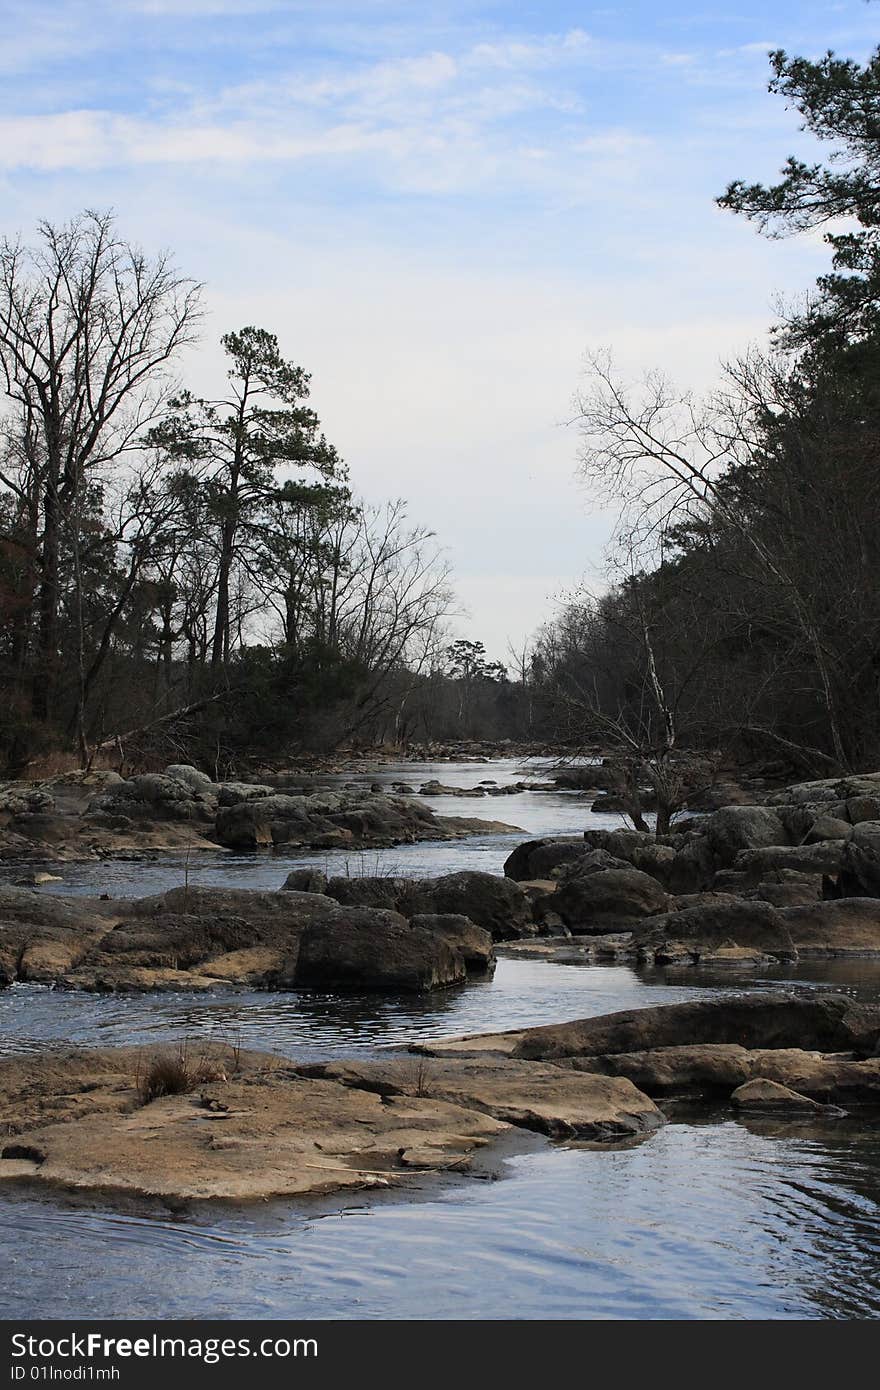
[[0, 1046, 505, 1203], [414, 996, 880, 1074], [510, 994, 880, 1061], [298, 1057, 664, 1141], [564, 1044, 880, 1103]]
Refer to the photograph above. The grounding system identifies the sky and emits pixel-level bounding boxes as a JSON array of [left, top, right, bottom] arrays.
[[1, 0, 878, 661]]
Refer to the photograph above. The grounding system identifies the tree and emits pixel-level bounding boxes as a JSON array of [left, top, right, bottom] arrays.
[[0, 210, 201, 719], [572, 350, 853, 767], [150, 327, 345, 670], [718, 44, 880, 347]]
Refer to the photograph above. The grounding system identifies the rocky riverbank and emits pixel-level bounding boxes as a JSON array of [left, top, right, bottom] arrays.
[[502, 770, 880, 963], [0, 764, 522, 861], [2, 994, 878, 1208]]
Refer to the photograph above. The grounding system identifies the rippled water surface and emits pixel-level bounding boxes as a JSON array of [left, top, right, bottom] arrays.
[[1, 758, 879, 1320]]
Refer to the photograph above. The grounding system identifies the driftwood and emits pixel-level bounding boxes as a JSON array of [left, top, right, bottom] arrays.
[[734, 725, 842, 778], [88, 691, 234, 772]]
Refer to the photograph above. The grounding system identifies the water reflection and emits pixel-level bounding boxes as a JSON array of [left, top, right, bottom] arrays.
[[1, 1120, 877, 1319], [0, 958, 734, 1059]]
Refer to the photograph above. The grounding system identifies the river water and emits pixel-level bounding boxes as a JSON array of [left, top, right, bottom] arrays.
[[1, 758, 879, 1320]]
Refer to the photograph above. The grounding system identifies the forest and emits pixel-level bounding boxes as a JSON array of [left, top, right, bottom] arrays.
[[1, 40, 879, 780]]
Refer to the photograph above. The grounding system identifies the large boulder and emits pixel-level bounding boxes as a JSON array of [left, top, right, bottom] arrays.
[[325, 871, 534, 941], [214, 795, 316, 848], [410, 914, 495, 972], [777, 898, 880, 956], [325, 875, 414, 914], [163, 764, 216, 792], [732, 840, 846, 881], [421, 872, 534, 940], [216, 782, 273, 807], [704, 806, 788, 866], [633, 898, 793, 958], [767, 773, 880, 808], [552, 867, 668, 932], [583, 1044, 753, 1094], [503, 837, 592, 882], [295, 909, 466, 992]]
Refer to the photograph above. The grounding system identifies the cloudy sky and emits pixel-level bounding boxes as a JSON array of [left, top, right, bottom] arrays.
[[2, 0, 876, 659]]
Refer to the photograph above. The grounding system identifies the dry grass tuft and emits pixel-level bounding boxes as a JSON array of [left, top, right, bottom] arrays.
[[136, 1043, 226, 1106]]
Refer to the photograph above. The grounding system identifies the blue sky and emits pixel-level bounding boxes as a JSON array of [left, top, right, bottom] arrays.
[[2, 1, 877, 657]]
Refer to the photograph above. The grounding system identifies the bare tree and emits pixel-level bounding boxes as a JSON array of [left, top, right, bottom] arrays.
[[573, 349, 850, 768], [0, 210, 202, 719]]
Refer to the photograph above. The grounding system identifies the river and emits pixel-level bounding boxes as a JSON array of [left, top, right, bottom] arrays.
[[1, 758, 879, 1319]]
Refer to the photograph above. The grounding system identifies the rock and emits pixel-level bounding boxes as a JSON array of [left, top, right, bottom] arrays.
[[90, 773, 214, 823], [198, 947, 291, 986], [61, 965, 221, 993], [742, 1049, 880, 1102], [503, 836, 594, 881], [839, 821, 880, 897], [295, 909, 467, 992], [696, 943, 778, 967], [803, 816, 853, 844], [570, 1044, 880, 1105], [216, 782, 273, 806], [686, 782, 756, 812], [733, 841, 846, 880], [214, 797, 296, 847], [731, 1078, 836, 1115], [325, 875, 409, 913], [626, 843, 677, 885], [767, 774, 880, 808], [410, 915, 495, 972], [665, 837, 716, 894], [325, 871, 534, 941], [1, 885, 486, 995], [302, 1057, 664, 1142], [18, 938, 90, 983], [419, 780, 485, 797], [422, 871, 534, 940], [552, 867, 668, 932], [845, 795, 880, 825], [282, 868, 328, 894], [0, 1046, 504, 1202], [164, 764, 216, 792], [747, 879, 824, 908], [633, 899, 794, 959], [581, 1044, 754, 1094], [777, 898, 880, 956], [509, 995, 880, 1062], [704, 806, 788, 867]]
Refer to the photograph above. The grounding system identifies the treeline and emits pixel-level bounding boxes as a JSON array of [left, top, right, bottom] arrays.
[[0, 214, 485, 774], [524, 41, 880, 782]]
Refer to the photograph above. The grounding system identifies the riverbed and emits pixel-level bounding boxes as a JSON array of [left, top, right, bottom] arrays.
[[1, 758, 879, 1320]]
